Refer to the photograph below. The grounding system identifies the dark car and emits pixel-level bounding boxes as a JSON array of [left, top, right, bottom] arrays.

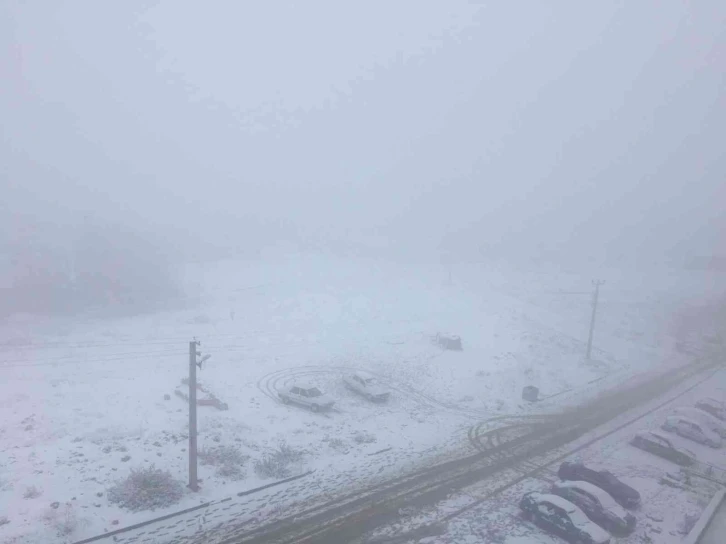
[[695, 398, 726, 422], [630, 431, 696, 466], [558, 462, 641, 509], [519, 492, 611, 544], [551, 480, 636, 536]]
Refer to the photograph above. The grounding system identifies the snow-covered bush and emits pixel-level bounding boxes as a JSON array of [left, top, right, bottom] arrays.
[[42, 503, 86, 538], [199, 444, 249, 481], [253, 443, 305, 479], [199, 444, 248, 467], [352, 431, 377, 445], [107, 465, 184, 512], [23, 485, 42, 499]]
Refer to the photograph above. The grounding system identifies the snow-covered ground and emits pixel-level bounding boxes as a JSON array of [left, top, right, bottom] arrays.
[[392, 366, 726, 544], [0, 255, 722, 543]]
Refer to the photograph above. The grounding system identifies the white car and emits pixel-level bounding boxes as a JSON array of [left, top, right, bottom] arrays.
[[551, 480, 636, 536], [519, 492, 611, 544], [278, 383, 335, 412], [662, 415, 721, 448], [343, 371, 390, 402], [673, 406, 726, 439]]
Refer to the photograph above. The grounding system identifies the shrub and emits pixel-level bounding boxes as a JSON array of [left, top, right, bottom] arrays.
[[23, 486, 42, 499], [352, 431, 377, 445], [253, 443, 305, 479], [42, 503, 86, 537], [199, 445, 248, 467], [107, 465, 184, 512], [216, 464, 245, 481]]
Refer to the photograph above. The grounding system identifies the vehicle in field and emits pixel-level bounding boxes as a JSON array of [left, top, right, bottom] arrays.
[[278, 383, 335, 412], [630, 431, 696, 466], [551, 480, 636, 536], [662, 415, 721, 448], [673, 406, 726, 439], [557, 462, 641, 509], [343, 371, 390, 402], [519, 492, 611, 544], [695, 398, 726, 422]]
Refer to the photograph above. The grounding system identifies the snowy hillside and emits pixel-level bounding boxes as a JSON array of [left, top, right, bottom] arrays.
[[0, 255, 720, 543]]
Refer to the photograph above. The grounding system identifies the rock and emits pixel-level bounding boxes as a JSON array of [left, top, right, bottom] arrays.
[[96, 492, 103, 497], [111, 520, 119, 526], [120, 455, 131, 462], [50, 502, 60, 509], [164, 394, 171, 401]]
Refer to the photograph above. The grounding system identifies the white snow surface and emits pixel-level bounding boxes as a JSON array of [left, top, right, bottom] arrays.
[[0, 255, 723, 543]]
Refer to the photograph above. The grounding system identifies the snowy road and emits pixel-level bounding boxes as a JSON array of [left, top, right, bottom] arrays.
[[185, 357, 721, 544]]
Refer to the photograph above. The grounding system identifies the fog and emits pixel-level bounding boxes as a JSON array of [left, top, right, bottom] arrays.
[[2, 1, 725, 308]]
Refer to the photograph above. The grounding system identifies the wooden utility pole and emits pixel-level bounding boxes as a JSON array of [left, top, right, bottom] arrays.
[[188, 340, 199, 491], [585, 280, 605, 361]]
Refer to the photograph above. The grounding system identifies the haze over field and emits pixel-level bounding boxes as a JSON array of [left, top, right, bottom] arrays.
[[2, 1, 725, 287]]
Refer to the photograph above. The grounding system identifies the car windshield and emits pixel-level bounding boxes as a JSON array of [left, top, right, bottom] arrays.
[[306, 388, 322, 397]]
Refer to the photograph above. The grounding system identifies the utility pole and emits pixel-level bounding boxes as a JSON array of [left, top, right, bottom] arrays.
[[188, 339, 211, 492], [586, 280, 605, 361]]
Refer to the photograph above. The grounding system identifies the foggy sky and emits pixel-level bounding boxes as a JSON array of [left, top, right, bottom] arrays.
[[2, 1, 725, 263]]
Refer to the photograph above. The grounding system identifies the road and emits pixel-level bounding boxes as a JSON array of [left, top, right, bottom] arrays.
[[191, 357, 720, 544]]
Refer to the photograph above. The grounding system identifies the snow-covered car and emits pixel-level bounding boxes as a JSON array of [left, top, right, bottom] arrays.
[[662, 415, 722, 448], [551, 480, 636, 536], [343, 372, 390, 402], [557, 462, 640, 509], [278, 383, 335, 412], [673, 406, 726, 439], [630, 431, 696, 466], [519, 492, 611, 544], [695, 398, 726, 422]]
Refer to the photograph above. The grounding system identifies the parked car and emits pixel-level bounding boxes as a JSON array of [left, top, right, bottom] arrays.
[[673, 406, 726, 439], [630, 431, 696, 466], [343, 371, 390, 402], [695, 398, 726, 422], [662, 415, 722, 448], [557, 462, 641, 509], [551, 480, 636, 536], [519, 492, 611, 544], [278, 383, 335, 412]]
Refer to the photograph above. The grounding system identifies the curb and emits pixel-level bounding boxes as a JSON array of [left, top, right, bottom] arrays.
[[683, 488, 726, 544], [72, 471, 314, 544]]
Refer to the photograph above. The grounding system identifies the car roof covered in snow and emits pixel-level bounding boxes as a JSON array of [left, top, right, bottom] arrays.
[[531, 493, 578, 513], [637, 430, 671, 442], [290, 382, 319, 390], [353, 371, 374, 380], [553, 480, 622, 511]]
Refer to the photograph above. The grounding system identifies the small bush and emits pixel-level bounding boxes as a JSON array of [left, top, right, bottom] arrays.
[[0, 516, 8, 526], [352, 431, 377, 445], [216, 464, 245, 481], [199, 444, 248, 467], [326, 438, 348, 452], [42, 503, 86, 537], [23, 486, 42, 499], [253, 443, 305, 479], [107, 464, 184, 512]]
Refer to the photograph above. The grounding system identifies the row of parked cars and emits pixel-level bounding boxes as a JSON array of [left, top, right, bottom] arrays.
[[518, 397, 726, 543], [519, 461, 641, 544], [630, 397, 726, 466], [277, 371, 391, 411]]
